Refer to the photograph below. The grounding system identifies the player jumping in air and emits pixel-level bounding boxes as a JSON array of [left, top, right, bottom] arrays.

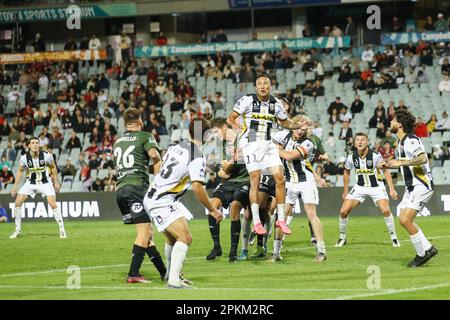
[[227, 73, 308, 236]]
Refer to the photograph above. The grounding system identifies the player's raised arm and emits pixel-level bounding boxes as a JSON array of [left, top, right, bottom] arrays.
[[10, 165, 25, 198], [148, 148, 162, 174]]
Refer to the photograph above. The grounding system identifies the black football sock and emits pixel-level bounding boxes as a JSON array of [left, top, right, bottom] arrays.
[[230, 220, 241, 255], [128, 244, 146, 277], [257, 209, 267, 247], [208, 214, 221, 249], [146, 245, 167, 278]]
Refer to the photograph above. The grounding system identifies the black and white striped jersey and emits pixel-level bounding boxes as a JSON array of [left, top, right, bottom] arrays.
[[19, 151, 54, 185], [345, 149, 384, 188]]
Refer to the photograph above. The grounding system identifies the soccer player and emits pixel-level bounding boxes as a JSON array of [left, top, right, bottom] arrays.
[[143, 118, 222, 288], [336, 132, 400, 247], [227, 73, 307, 236], [272, 116, 327, 262], [10, 137, 66, 239], [113, 108, 167, 283], [382, 109, 437, 267], [205, 117, 249, 261]]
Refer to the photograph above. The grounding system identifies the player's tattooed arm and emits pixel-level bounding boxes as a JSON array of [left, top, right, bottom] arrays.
[[148, 148, 162, 174], [49, 163, 60, 193], [278, 145, 308, 161], [278, 117, 312, 130], [10, 165, 25, 198], [386, 153, 427, 168]]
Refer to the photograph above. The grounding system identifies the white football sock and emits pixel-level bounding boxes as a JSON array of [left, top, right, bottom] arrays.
[[417, 228, 432, 251], [339, 216, 348, 240], [251, 203, 261, 225], [164, 243, 173, 279], [273, 240, 282, 256], [317, 241, 326, 254], [383, 214, 397, 240], [410, 232, 425, 257], [241, 219, 251, 251], [277, 204, 285, 221], [14, 207, 22, 232], [168, 241, 188, 285], [52, 207, 65, 231], [286, 215, 293, 226]]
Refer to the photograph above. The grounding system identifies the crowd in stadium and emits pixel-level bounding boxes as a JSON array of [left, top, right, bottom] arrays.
[[1, 13, 450, 193]]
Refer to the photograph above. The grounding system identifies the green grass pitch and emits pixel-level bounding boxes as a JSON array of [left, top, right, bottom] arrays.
[[0, 216, 449, 300]]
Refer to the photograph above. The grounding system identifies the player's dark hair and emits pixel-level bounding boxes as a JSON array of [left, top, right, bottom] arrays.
[[395, 109, 416, 134], [210, 117, 231, 129], [189, 117, 211, 142], [355, 132, 368, 139], [123, 107, 141, 125], [254, 73, 271, 85], [29, 136, 40, 143]]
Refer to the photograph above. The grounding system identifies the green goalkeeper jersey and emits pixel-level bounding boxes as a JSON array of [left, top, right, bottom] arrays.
[[113, 130, 159, 190]]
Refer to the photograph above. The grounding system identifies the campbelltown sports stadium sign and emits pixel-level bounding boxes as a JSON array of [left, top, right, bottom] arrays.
[[381, 31, 450, 45]]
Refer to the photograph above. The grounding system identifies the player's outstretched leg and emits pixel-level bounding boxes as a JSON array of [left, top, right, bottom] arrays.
[[47, 196, 66, 238], [399, 208, 438, 268], [249, 171, 267, 235], [146, 242, 167, 281], [239, 211, 252, 260], [376, 200, 400, 247]]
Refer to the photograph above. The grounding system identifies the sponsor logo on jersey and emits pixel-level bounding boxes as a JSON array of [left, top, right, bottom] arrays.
[[356, 169, 375, 174], [250, 113, 276, 121]]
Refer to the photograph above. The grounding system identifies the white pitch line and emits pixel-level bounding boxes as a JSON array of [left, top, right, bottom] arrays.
[[331, 282, 450, 300], [382, 235, 450, 243], [0, 284, 384, 293], [0, 245, 315, 279]]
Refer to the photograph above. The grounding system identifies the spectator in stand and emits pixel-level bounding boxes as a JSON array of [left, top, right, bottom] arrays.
[[14, 131, 28, 155], [424, 16, 434, 31], [303, 24, 313, 37], [66, 131, 82, 150], [120, 31, 132, 63], [61, 159, 77, 182], [379, 142, 395, 162], [0, 156, 11, 171], [311, 79, 325, 97], [0, 165, 14, 188], [369, 109, 387, 129], [38, 132, 49, 150], [441, 58, 450, 75], [420, 48, 433, 66], [64, 36, 78, 51], [80, 161, 93, 192], [345, 17, 357, 45], [156, 32, 168, 46], [381, 130, 397, 149], [350, 95, 364, 114], [432, 144, 445, 165], [215, 28, 228, 42], [32, 33, 46, 52], [361, 46, 375, 65], [439, 74, 450, 94], [339, 120, 353, 141], [338, 66, 352, 83], [391, 16, 402, 32], [339, 106, 352, 122], [89, 34, 101, 50], [312, 121, 323, 139], [434, 13, 448, 32], [329, 108, 339, 126], [327, 96, 346, 115], [426, 114, 438, 133], [330, 25, 343, 37], [325, 132, 335, 148], [415, 117, 429, 138], [436, 111, 450, 131]]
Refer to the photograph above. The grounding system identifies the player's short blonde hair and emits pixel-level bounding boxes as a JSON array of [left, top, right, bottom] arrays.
[[292, 115, 312, 137]]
